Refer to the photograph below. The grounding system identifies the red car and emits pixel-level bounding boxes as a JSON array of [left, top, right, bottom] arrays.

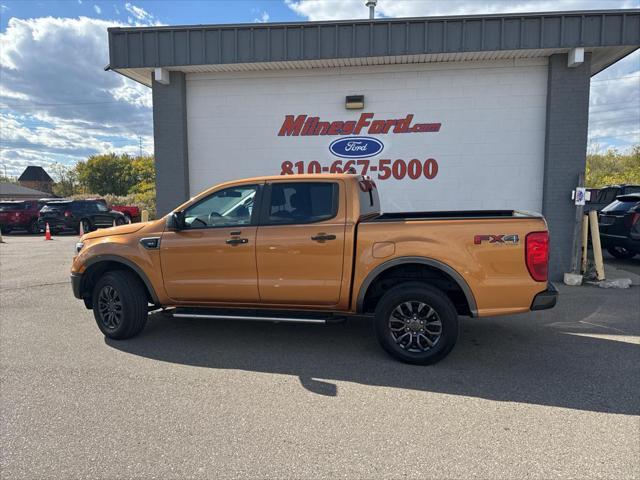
[[0, 200, 43, 234], [92, 199, 140, 223]]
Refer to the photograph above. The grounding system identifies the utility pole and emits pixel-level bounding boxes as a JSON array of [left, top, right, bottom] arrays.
[[139, 135, 143, 157]]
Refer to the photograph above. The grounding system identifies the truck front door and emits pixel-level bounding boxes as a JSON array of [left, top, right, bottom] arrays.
[[160, 184, 261, 303], [256, 181, 346, 306]]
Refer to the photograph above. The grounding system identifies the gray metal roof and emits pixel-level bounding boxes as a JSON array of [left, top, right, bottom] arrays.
[[108, 9, 640, 84], [0, 183, 51, 198]]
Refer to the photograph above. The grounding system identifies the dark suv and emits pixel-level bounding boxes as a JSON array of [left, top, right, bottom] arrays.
[[587, 184, 640, 212], [599, 193, 640, 259], [38, 200, 126, 234]]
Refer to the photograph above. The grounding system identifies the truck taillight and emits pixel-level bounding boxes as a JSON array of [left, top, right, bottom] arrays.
[[525, 231, 549, 282], [64, 210, 73, 218]]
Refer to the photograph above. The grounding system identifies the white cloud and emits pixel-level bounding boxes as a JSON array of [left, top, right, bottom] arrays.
[[589, 50, 640, 151], [0, 16, 153, 175], [254, 11, 270, 23], [124, 2, 153, 22], [285, 0, 638, 21], [0, 4, 9, 12], [93, 4, 101, 14]]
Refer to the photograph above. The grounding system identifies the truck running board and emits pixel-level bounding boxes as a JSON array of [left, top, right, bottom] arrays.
[[171, 307, 346, 325]]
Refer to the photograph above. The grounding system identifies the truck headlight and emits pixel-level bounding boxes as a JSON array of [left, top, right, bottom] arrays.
[[75, 242, 84, 254]]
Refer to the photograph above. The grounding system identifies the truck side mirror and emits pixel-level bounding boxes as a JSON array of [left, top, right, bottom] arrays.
[[167, 211, 186, 231]]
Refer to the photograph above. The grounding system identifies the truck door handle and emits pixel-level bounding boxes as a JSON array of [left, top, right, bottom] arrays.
[[225, 238, 248, 245], [311, 233, 336, 242]]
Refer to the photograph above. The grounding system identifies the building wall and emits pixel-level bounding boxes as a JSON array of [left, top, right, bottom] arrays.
[[185, 58, 548, 213], [19, 180, 52, 194]]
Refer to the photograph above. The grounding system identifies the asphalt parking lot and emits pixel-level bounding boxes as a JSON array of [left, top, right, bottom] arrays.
[[1, 234, 639, 479]]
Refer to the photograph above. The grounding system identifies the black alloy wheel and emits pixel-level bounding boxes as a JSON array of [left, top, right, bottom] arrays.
[[374, 282, 459, 365]]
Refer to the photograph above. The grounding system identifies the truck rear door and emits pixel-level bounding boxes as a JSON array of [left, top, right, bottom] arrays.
[[256, 180, 346, 306]]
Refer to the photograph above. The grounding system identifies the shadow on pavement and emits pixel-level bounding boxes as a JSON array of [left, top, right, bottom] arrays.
[[106, 287, 639, 415]]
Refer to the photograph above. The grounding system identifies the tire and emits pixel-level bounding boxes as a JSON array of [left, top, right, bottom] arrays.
[[28, 220, 39, 235], [607, 246, 636, 259], [373, 282, 459, 365], [124, 214, 132, 224], [79, 218, 91, 234], [92, 270, 148, 340], [115, 217, 125, 226]]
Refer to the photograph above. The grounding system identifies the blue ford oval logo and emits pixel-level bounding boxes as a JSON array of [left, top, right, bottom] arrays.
[[329, 136, 384, 159]]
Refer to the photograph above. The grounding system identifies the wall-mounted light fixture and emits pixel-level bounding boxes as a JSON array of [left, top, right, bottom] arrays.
[[345, 95, 365, 109]]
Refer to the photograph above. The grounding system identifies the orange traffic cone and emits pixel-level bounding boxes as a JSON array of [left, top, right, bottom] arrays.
[[44, 223, 52, 241], [79, 221, 84, 237]]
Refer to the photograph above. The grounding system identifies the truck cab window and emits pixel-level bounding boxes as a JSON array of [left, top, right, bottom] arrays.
[[267, 182, 337, 225], [184, 185, 257, 229]]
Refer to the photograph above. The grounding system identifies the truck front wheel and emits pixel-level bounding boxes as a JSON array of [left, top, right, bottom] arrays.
[[374, 282, 459, 365], [92, 270, 148, 339]]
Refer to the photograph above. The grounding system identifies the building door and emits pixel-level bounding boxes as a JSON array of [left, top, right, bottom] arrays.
[[256, 181, 346, 306], [160, 184, 260, 303]]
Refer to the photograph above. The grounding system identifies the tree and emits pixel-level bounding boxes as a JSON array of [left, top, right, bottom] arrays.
[[50, 162, 80, 197], [129, 155, 155, 195], [0, 174, 17, 184], [586, 144, 640, 187], [76, 153, 137, 196]]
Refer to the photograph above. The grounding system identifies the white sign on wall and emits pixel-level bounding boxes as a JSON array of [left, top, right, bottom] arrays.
[[186, 59, 548, 213]]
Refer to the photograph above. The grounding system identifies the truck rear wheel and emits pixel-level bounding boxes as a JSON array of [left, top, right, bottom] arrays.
[[373, 282, 459, 365], [92, 270, 148, 340]]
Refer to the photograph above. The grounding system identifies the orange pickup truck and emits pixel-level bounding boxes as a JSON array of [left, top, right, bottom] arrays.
[[71, 174, 557, 364]]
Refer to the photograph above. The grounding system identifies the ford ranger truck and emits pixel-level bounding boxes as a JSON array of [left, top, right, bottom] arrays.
[[71, 174, 557, 365]]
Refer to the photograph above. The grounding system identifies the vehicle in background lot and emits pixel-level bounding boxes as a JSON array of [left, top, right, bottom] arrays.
[[39, 200, 126, 234], [111, 205, 140, 223], [71, 174, 557, 365], [598, 193, 640, 259], [93, 199, 140, 223], [0, 200, 43, 234], [586, 184, 640, 212]]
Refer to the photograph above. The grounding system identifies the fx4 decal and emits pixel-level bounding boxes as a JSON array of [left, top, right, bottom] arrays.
[[474, 234, 520, 245]]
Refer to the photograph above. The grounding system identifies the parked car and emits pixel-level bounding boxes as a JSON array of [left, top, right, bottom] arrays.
[[39, 199, 126, 234], [111, 205, 140, 223], [71, 174, 557, 365], [0, 200, 43, 234], [598, 193, 640, 259], [586, 184, 640, 212], [92, 199, 140, 223]]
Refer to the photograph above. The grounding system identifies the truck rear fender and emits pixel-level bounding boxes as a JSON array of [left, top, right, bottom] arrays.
[[356, 257, 478, 317]]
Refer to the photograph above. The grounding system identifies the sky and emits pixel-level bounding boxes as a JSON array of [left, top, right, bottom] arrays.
[[0, 0, 639, 178]]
